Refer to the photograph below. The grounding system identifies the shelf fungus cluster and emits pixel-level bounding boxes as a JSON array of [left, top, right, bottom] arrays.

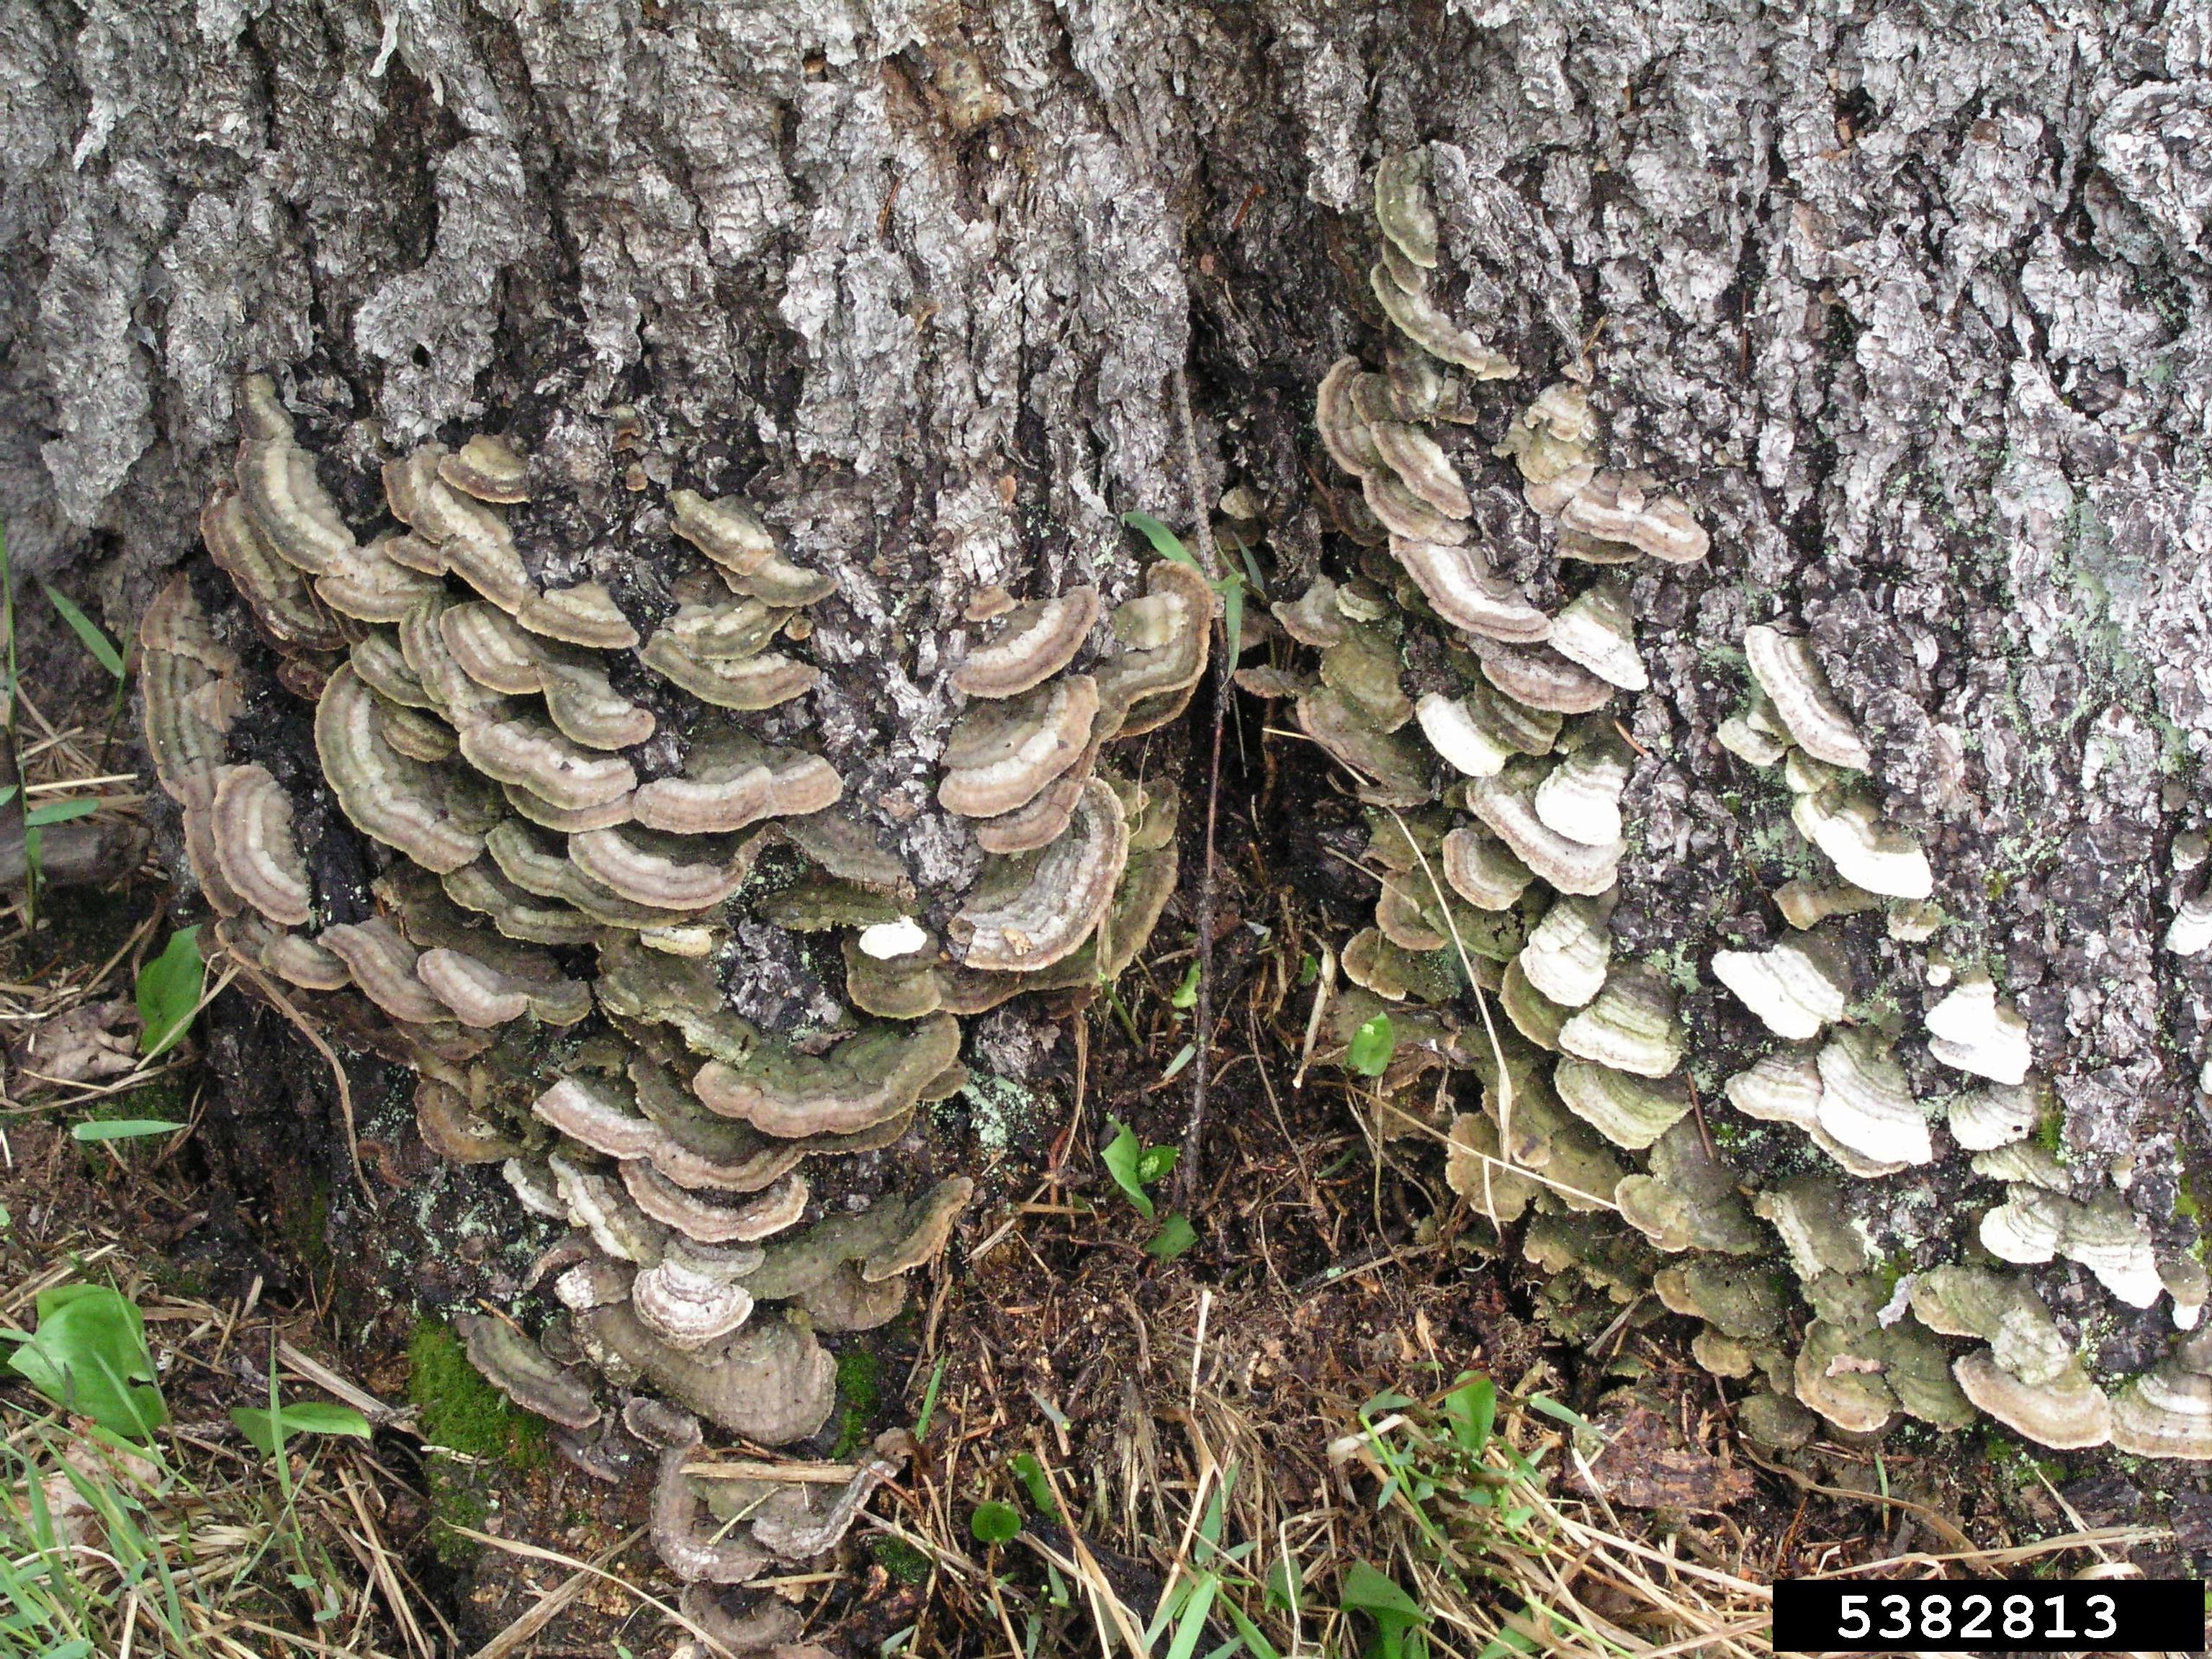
[[142, 377, 1195, 1583], [1287, 151, 2212, 1468], [1696, 626, 2212, 1452]]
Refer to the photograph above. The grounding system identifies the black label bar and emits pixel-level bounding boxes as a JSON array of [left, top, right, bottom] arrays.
[[1772, 1578, 2206, 1653]]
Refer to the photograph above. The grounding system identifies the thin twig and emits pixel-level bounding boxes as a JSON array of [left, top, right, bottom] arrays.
[[225, 952, 374, 1210], [1172, 361, 1230, 1214]]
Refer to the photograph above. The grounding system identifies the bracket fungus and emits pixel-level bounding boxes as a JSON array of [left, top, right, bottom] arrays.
[[1924, 974, 2033, 1086], [1293, 183, 2205, 1462], [142, 380, 1228, 1583], [1710, 937, 1851, 1042]]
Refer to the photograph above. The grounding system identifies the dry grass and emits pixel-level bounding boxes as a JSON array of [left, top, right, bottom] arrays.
[[0, 1213, 446, 1658]]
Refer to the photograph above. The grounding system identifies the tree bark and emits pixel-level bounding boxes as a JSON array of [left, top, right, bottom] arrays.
[[10, 0, 2212, 1413]]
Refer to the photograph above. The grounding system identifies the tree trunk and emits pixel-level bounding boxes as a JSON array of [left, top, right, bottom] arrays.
[[12, 0, 2212, 1504]]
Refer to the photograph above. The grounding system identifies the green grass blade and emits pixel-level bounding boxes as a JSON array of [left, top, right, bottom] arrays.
[[41, 585, 125, 680]]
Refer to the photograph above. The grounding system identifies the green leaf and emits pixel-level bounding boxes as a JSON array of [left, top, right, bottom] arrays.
[[1347, 1014, 1396, 1078], [1146, 1213, 1197, 1260], [42, 585, 125, 680], [1136, 1143, 1178, 1185], [71, 1120, 185, 1143], [1475, 1628, 1541, 1659], [1339, 1561, 1428, 1640], [1223, 1599, 1285, 1659], [1121, 511, 1197, 568], [1171, 961, 1201, 1010], [136, 927, 205, 1058], [23, 799, 96, 827], [1217, 570, 1245, 660], [1009, 1452, 1058, 1518], [1101, 1120, 1156, 1220], [1161, 1041, 1196, 1080], [1525, 1393, 1602, 1435], [913, 1354, 949, 1439], [1162, 1573, 1219, 1659], [1298, 953, 1319, 986], [6, 1284, 167, 1443], [969, 1500, 1022, 1543], [230, 1401, 374, 1457], [1443, 1372, 1496, 1455]]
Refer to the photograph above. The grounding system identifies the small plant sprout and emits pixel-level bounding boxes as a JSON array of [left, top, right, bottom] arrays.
[[969, 1498, 1022, 1544], [1, 1282, 169, 1445], [136, 926, 207, 1059], [1103, 1118, 1201, 1260], [1349, 1012, 1396, 1077]]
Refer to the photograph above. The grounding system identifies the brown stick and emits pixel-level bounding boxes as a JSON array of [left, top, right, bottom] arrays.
[[1171, 364, 1228, 1215]]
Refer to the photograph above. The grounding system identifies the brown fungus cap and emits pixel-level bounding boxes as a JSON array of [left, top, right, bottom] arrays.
[[1955, 1349, 2114, 1450], [314, 534, 444, 624], [415, 1076, 526, 1164], [208, 763, 313, 927], [634, 727, 842, 836], [1374, 150, 1439, 269], [973, 750, 1092, 855], [667, 490, 838, 608], [1462, 765, 1622, 896], [938, 674, 1098, 818], [640, 628, 822, 711], [580, 1305, 835, 1444], [455, 1311, 601, 1431], [1391, 536, 1550, 644], [441, 601, 547, 695], [1368, 265, 1518, 379], [540, 657, 656, 750], [441, 859, 597, 947], [439, 433, 530, 503], [951, 586, 1100, 697], [1557, 470, 1709, 565], [780, 809, 909, 894], [741, 1178, 974, 1303], [314, 666, 487, 872], [200, 487, 346, 653], [416, 946, 592, 1028], [569, 824, 762, 911], [1743, 626, 1871, 770], [215, 914, 351, 992], [951, 778, 1129, 971], [1367, 420, 1471, 521], [632, 1241, 765, 1351], [1470, 638, 1617, 716], [398, 472, 533, 612], [1295, 685, 1434, 806], [518, 583, 640, 651], [457, 712, 639, 814], [623, 1164, 809, 1246], [693, 1013, 962, 1140], [233, 416, 357, 575], [318, 917, 451, 1025], [1095, 561, 1213, 737]]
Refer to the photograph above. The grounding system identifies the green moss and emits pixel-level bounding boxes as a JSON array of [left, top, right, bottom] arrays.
[[406, 1319, 547, 1468], [869, 1534, 933, 1586], [832, 1344, 884, 1460], [408, 1319, 546, 1568], [2033, 1113, 2064, 1157]]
